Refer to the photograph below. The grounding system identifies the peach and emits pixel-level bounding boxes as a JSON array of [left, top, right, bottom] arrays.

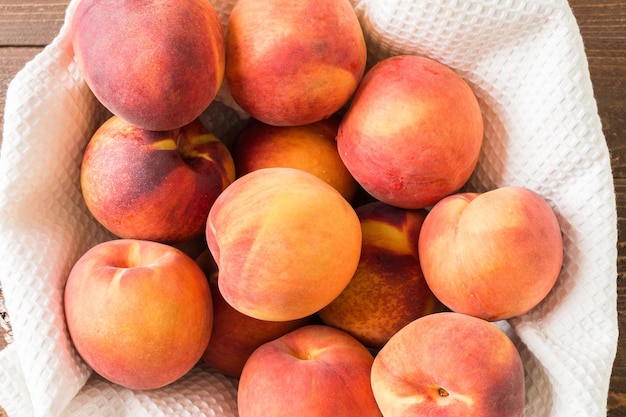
[[337, 55, 484, 209], [80, 115, 235, 244], [371, 312, 525, 417], [225, 0, 367, 126], [205, 167, 362, 321], [238, 325, 381, 417], [318, 201, 444, 349], [71, 0, 224, 131], [64, 239, 213, 390], [196, 250, 315, 377], [233, 117, 358, 201], [418, 186, 563, 321]]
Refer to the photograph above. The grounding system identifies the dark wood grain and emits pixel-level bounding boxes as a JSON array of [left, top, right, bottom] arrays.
[[0, 1, 624, 416], [570, 1, 626, 180], [0, 2, 67, 46], [612, 176, 626, 416], [568, 2, 626, 415]]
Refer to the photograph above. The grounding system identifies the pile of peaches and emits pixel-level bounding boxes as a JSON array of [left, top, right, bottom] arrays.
[[63, 0, 564, 416]]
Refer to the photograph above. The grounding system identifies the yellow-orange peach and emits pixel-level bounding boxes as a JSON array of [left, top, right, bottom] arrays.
[[337, 55, 483, 209], [233, 117, 358, 201], [80, 115, 235, 244], [418, 186, 563, 321], [206, 167, 362, 321], [225, 0, 366, 126], [318, 202, 444, 349], [238, 325, 381, 417], [371, 312, 525, 417], [196, 250, 315, 377], [64, 239, 213, 390], [71, 0, 224, 131]]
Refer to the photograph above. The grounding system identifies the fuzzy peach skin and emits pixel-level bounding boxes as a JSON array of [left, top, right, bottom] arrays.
[[71, 0, 224, 131], [81, 115, 235, 244], [238, 325, 381, 417], [205, 167, 362, 321], [233, 117, 358, 201], [318, 202, 444, 349], [225, 0, 366, 126], [418, 186, 563, 321], [64, 239, 213, 390], [337, 55, 484, 209], [371, 312, 525, 417], [195, 250, 315, 377]]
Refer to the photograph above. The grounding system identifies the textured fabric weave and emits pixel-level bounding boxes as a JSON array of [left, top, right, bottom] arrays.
[[0, 0, 617, 416]]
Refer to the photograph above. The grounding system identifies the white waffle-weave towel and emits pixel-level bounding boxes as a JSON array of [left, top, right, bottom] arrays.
[[0, 0, 618, 416]]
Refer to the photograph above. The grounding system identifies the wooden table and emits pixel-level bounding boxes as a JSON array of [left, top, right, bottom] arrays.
[[0, 1, 624, 416]]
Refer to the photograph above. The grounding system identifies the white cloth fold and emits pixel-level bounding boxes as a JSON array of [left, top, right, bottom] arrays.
[[0, 0, 617, 416]]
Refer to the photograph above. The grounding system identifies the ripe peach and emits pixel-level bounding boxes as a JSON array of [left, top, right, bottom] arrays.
[[233, 117, 358, 201], [418, 186, 563, 321], [71, 0, 224, 131], [64, 239, 213, 390], [196, 250, 314, 377], [80, 115, 235, 244], [238, 325, 381, 417], [318, 202, 444, 349], [337, 55, 484, 209], [371, 312, 525, 417], [225, 0, 367, 126], [206, 167, 362, 321]]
